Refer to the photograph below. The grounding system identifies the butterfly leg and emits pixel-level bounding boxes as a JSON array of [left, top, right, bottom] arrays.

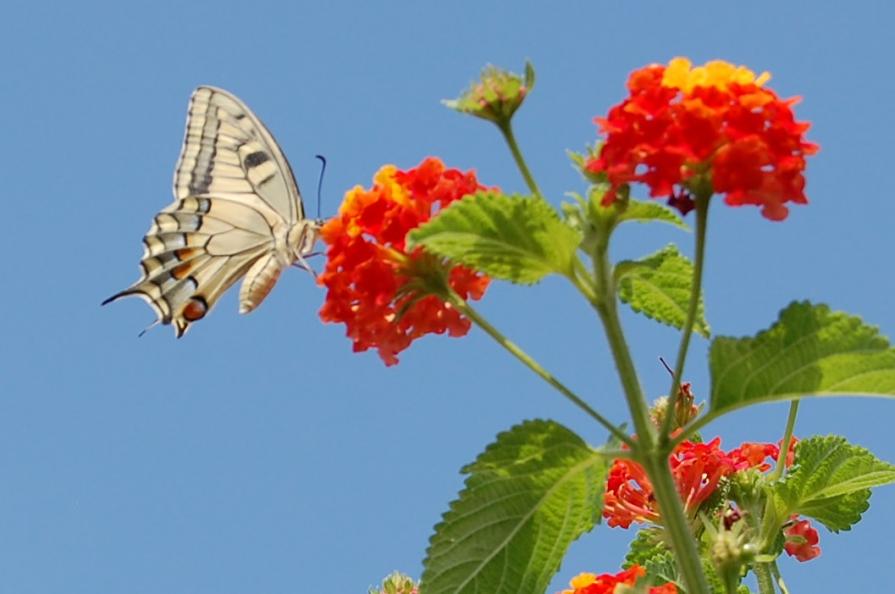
[[292, 255, 319, 280]]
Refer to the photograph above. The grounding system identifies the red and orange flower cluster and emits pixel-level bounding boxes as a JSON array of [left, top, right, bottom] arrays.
[[318, 158, 490, 365], [603, 437, 797, 528], [603, 435, 819, 561], [560, 565, 677, 594], [586, 58, 818, 220]]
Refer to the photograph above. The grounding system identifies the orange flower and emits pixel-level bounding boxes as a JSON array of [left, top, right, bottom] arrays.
[[559, 565, 677, 594], [586, 57, 818, 220], [319, 158, 490, 365]]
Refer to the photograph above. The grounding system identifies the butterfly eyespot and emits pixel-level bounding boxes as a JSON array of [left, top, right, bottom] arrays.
[[182, 296, 208, 322]]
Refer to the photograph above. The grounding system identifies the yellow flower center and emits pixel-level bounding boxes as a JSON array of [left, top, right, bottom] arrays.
[[662, 57, 771, 92], [373, 164, 411, 206], [569, 572, 597, 588]]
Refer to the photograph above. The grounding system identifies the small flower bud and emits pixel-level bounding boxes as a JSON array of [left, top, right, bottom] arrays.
[[371, 571, 418, 594], [444, 62, 535, 126]]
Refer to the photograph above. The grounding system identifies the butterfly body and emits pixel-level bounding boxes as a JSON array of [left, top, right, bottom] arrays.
[[104, 86, 321, 337]]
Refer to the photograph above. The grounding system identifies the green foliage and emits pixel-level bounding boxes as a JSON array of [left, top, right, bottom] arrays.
[[624, 529, 681, 590], [616, 200, 688, 230], [708, 301, 895, 419], [615, 244, 710, 337], [408, 192, 580, 284], [420, 420, 608, 594], [772, 435, 895, 532], [624, 528, 671, 569]]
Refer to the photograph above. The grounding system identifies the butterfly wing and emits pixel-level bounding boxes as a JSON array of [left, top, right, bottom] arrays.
[[104, 86, 304, 337], [174, 86, 303, 223]]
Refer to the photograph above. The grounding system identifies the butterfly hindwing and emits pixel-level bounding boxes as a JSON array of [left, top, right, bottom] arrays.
[[105, 86, 310, 336]]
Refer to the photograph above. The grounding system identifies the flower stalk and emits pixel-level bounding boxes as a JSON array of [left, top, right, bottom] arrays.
[[446, 290, 634, 448], [770, 400, 800, 481], [661, 192, 710, 444], [591, 233, 711, 593], [497, 120, 544, 201]]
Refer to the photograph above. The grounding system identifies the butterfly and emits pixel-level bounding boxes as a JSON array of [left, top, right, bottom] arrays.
[[104, 86, 323, 337]]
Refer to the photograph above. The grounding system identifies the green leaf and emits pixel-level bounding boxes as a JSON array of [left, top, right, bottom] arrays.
[[624, 528, 673, 569], [708, 301, 895, 419], [616, 199, 688, 230], [615, 244, 710, 337], [772, 436, 895, 532], [408, 192, 581, 284], [623, 531, 682, 592], [420, 420, 608, 594]]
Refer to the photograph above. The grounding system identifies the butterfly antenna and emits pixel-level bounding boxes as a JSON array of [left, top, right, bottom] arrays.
[[315, 154, 327, 219]]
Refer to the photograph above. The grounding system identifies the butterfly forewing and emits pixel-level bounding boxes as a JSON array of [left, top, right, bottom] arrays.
[[175, 87, 303, 223], [104, 86, 310, 336]]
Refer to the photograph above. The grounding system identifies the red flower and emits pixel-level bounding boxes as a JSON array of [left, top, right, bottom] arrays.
[[603, 435, 802, 528], [586, 57, 818, 220], [319, 158, 490, 365], [603, 438, 735, 528], [784, 516, 821, 562], [559, 565, 677, 594], [671, 438, 737, 511], [603, 457, 659, 528], [729, 437, 799, 472]]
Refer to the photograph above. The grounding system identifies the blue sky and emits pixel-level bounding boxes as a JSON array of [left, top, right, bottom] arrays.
[[2, 1, 893, 592]]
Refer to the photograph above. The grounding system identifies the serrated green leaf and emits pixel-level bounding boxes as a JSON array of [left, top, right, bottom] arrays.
[[772, 436, 895, 532], [420, 420, 608, 594], [624, 529, 672, 569], [408, 192, 581, 284], [615, 244, 710, 337], [708, 301, 895, 419], [617, 200, 689, 230]]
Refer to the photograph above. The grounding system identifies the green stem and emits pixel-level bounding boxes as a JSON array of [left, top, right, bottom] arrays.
[[771, 561, 791, 594], [497, 120, 543, 200], [754, 563, 777, 594], [591, 245, 654, 444], [769, 400, 800, 481], [660, 195, 710, 443], [569, 258, 599, 308], [591, 242, 710, 594], [642, 454, 711, 594], [447, 291, 634, 448]]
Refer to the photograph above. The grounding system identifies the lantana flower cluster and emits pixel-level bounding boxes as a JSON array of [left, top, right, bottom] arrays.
[[318, 158, 490, 365], [602, 435, 819, 562], [603, 437, 797, 528], [559, 565, 677, 594], [586, 57, 818, 220]]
